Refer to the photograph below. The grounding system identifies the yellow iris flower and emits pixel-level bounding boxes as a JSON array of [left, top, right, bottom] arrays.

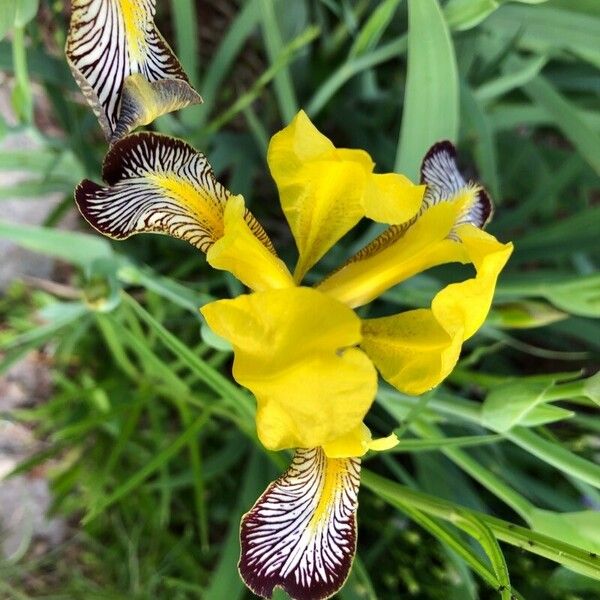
[[201, 111, 511, 460], [74, 111, 511, 600]]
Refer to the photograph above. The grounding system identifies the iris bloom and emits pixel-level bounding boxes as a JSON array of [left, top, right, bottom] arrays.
[[65, 4, 511, 596], [74, 110, 512, 599], [66, 0, 202, 143]]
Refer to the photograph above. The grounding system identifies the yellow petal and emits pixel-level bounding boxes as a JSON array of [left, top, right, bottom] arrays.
[[434, 225, 514, 340], [319, 140, 499, 308], [75, 132, 271, 254], [207, 195, 293, 291], [363, 173, 425, 224], [318, 193, 471, 307], [240, 448, 360, 600], [268, 111, 422, 281], [323, 423, 399, 458], [268, 112, 367, 281], [361, 228, 513, 395], [66, 0, 201, 141], [200, 287, 377, 450], [361, 308, 465, 396]]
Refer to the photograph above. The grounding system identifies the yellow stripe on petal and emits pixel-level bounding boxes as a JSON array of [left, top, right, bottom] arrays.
[[318, 195, 470, 307], [207, 195, 293, 292], [362, 228, 513, 395], [268, 111, 423, 282], [318, 141, 498, 308], [66, 0, 201, 141], [239, 448, 360, 600], [75, 133, 266, 253], [201, 287, 377, 451]]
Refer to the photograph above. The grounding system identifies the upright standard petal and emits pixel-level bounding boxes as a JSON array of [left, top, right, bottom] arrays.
[[200, 287, 377, 452], [240, 448, 360, 600], [361, 226, 513, 395], [75, 132, 271, 253], [318, 141, 493, 308], [66, 0, 202, 141], [268, 111, 423, 281]]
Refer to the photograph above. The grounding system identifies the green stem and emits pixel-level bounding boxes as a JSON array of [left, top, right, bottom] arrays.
[[11, 25, 33, 123], [362, 470, 600, 581]]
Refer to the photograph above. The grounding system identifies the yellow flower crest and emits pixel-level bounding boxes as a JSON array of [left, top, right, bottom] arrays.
[[74, 109, 512, 600]]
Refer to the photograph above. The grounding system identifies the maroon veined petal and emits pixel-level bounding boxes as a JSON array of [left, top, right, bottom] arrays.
[[420, 140, 493, 228], [239, 448, 361, 600]]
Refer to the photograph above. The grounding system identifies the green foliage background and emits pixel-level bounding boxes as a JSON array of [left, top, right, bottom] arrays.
[[0, 0, 599, 598]]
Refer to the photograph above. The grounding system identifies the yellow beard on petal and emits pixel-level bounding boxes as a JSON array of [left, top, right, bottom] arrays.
[[119, 0, 147, 63], [310, 457, 346, 529], [146, 173, 226, 242]]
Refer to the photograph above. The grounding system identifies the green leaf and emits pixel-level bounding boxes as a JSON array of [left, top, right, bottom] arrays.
[[529, 509, 600, 553], [0, 220, 113, 268], [445, 0, 548, 31], [485, 4, 600, 68], [349, 0, 403, 58], [487, 301, 568, 329], [521, 74, 600, 174], [396, 0, 459, 180], [475, 54, 547, 103], [549, 567, 600, 593], [201, 322, 233, 352], [482, 379, 580, 432], [583, 372, 600, 407], [14, 0, 39, 27], [259, 0, 299, 123], [362, 470, 600, 580], [0, 1, 17, 41]]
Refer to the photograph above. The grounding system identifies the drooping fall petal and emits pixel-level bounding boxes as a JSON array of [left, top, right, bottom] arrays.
[[207, 195, 294, 292], [317, 141, 494, 308], [66, 0, 202, 141], [75, 132, 270, 253], [361, 226, 513, 395], [201, 287, 377, 452], [239, 448, 360, 600], [268, 111, 423, 281]]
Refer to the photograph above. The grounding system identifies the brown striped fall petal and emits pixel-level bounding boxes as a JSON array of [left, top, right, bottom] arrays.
[[239, 448, 360, 600], [75, 132, 272, 253], [66, 0, 202, 141]]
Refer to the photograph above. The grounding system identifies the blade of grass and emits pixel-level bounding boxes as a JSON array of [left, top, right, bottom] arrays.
[[82, 410, 211, 524], [169, 0, 202, 128], [307, 35, 407, 117], [362, 470, 600, 580], [0, 221, 113, 267], [259, 0, 300, 123], [520, 72, 600, 174], [396, 0, 459, 179], [195, 0, 261, 130], [205, 26, 319, 134]]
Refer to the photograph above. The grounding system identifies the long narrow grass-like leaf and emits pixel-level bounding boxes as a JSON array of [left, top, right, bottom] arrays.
[[521, 73, 600, 174], [259, 0, 300, 123], [362, 470, 600, 580], [307, 36, 407, 117], [395, 0, 459, 179], [0, 220, 113, 267], [83, 411, 211, 524]]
